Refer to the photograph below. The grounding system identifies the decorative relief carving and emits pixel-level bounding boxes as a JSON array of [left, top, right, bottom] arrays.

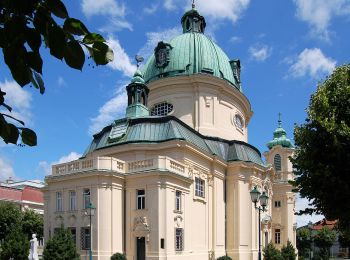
[[174, 215, 183, 227], [204, 96, 212, 107], [207, 174, 214, 186], [133, 216, 150, 241]]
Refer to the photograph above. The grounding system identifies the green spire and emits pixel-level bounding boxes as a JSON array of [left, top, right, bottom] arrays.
[[125, 70, 150, 118], [181, 2, 206, 34], [267, 113, 293, 149]]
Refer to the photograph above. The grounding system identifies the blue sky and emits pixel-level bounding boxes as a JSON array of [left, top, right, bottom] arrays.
[[1, 0, 349, 226]]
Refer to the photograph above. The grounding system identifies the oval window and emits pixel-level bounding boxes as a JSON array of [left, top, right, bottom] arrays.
[[234, 114, 244, 129], [151, 102, 174, 116]]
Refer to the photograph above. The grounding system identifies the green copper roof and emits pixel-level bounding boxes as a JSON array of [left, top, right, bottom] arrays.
[[267, 114, 293, 149], [131, 69, 145, 84], [142, 9, 241, 91], [83, 116, 265, 166]]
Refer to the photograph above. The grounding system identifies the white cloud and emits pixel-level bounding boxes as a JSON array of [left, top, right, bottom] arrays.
[[38, 152, 82, 176], [81, 0, 125, 17], [0, 156, 16, 181], [0, 80, 32, 126], [57, 76, 66, 87], [139, 27, 182, 59], [249, 44, 272, 62], [230, 36, 242, 43], [164, 0, 250, 23], [289, 48, 336, 79], [164, 0, 176, 10], [294, 0, 350, 41], [106, 36, 137, 77], [99, 18, 133, 33], [89, 85, 128, 135], [144, 4, 158, 14], [296, 195, 324, 227]]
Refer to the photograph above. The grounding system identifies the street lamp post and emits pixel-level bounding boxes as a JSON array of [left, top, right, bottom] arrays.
[[250, 186, 269, 260], [86, 202, 96, 260]]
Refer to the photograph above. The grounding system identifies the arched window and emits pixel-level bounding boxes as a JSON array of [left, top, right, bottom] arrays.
[[151, 102, 174, 116], [274, 154, 282, 171]]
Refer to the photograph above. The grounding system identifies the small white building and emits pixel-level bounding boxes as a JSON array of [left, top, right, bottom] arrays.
[[44, 6, 296, 260]]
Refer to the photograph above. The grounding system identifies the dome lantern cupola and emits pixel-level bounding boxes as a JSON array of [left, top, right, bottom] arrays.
[[125, 69, 150, 118], [181, 2, 206, 33], [267, 113, 293, 149]]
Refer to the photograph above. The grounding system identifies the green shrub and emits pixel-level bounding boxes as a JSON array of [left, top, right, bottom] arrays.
[[264, 242, 283, 260], [217, 256, 232, 260], [281, 241, 297, 260], [111, 252, 127, 260]]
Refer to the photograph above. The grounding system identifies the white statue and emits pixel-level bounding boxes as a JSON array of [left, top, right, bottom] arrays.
[[28, 234, 39, 260]]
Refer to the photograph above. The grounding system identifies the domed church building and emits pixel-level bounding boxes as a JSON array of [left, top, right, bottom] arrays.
[[44, 5, 296, 260]]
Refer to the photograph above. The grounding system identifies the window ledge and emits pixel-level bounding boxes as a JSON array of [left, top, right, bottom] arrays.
[[193, 196, 206, 203], [173, 210, 183, 214]]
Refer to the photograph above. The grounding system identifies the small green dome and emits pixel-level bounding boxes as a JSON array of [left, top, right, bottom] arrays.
[[131, 69, 145, 84], [267, 115, 293, 150], [142, 8, 241, 91]]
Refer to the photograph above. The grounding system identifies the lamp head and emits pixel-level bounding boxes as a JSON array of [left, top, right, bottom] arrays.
[[250, 186, 261, 204]]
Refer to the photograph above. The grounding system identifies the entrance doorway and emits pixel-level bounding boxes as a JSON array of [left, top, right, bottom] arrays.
[[136, 237, 145, 260]]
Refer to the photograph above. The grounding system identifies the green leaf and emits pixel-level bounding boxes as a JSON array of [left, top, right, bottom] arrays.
[[48, 25, 66, 60], [26, 51, 43, 73], [46, 0, 69, 19], [3, 47, 31, 87], [30, 71, 45, 94], [64, 40, 85, 70], [82, 33, 105, 44], [21, 128, 37, 146], [26, 28, 42, 51], [6, 123, 19, 144], [63, 18, 89, 36], [91, 42, 114, 65]]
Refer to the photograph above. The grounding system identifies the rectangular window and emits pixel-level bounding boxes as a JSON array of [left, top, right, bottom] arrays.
[[69, 191, 76, 211], [83, 189, 90, 209], [56, 191, 63, 212], [275, 229, 281, 244], [274, 201, 281, 208], [69, 227, 76, 245], [195, 177, 205, 198], [160, 238, 165, 249], [175, 228, 184, 251], [137, 189, 145, 210], [175, 190, 181, 211], [81, 227, 91, 250]]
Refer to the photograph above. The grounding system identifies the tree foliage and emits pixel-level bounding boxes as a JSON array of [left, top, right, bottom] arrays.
[[281, 241, 297, 260], [291, 64, 350, 222], [296, 227, 312, 258], [313, 227, 336, 260], [0, 201, 22, 240], [22, 209, 44, 239], [216, 256, 232, 260], [263, 242, 283, 260], [0, 0, 114, 146], [0, 227, 30, 260], [43, 226, 79, 260], [111, 252, 127, 260]]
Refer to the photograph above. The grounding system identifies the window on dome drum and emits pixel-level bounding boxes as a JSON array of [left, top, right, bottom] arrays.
[[175, 190, 182, 211], [83, 188, 90, 209], [175, 228, 184, 251], [234, 114, 244, 130], [69, 190, 76, 211], [56, 191, 63, 212], [274, 154, 282, 171], [81, 227, 90, 250], [275, 229, 281, 244], [275, 201, 281, 208], [137, 189, 145, 210], [195, 177, 205, 198], [151, 102, 173, 116]]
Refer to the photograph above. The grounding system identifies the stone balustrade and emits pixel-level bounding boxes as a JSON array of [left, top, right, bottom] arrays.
[[52, 156, 188, 178]]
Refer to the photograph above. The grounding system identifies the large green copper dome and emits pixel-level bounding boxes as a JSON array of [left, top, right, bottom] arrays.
[[142, 8, 242, 91]]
